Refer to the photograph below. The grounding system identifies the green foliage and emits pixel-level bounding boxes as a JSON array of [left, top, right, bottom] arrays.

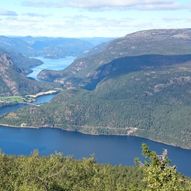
[[141, 144, 191, 191], [0, 152, 144, 191], [0, 145, 190, 190]]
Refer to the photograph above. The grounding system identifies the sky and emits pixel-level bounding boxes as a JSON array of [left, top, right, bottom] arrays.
[[0, 0, 190, 37]]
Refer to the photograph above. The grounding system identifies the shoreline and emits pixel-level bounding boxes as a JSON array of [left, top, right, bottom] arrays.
[[0, 123, 190, 151], [0, 90, 59, 108], [26, 90, 59, 99]]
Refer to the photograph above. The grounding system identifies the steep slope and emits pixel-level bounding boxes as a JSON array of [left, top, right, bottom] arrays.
[[0, 49, 42, 74], [0, 53, 54, 96], [38, 28, 191, 87]]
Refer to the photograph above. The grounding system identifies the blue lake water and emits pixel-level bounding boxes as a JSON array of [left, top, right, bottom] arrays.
[[0, 126, 191, 176], [0, 92, 191, 177], [27, 56, 76, 80], [0, 94, 56, 116], [1, 57, 191, 177]]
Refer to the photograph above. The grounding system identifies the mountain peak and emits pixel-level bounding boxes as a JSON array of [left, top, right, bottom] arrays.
[[125, 28, 191, 40]]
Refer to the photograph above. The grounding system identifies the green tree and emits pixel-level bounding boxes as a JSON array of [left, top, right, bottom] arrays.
[[141, 144, 191, 191]]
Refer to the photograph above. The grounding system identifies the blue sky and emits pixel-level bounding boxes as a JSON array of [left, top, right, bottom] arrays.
[[0, 0, 190, 37]]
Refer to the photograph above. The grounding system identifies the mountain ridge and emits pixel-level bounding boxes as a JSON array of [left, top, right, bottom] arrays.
[[37, 28, 191, 87]]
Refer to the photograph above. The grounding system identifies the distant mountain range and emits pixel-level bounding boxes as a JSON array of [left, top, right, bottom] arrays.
[[0, 36, 112, 59], [1, 29, 191, 148]]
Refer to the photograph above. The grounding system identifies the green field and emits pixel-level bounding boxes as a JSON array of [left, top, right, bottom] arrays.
[[0, 96, 34, 106]]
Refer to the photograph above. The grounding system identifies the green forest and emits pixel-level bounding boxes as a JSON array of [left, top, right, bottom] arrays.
[[0, 144, 190, 191], [2, 62, 191, 149]]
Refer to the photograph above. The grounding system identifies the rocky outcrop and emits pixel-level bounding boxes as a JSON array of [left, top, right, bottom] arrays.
[[0, 54, 20, 95], [0, 53, 56, 96]]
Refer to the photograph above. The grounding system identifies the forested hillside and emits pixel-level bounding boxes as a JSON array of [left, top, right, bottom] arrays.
[[0, 49, 42, 74], [1, 29, 191, 148], [2, 54, 191, 148], [0, 53, 56, 96]]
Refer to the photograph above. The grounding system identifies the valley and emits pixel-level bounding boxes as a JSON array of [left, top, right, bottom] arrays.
[[1, 29, 191, 149], [0, 28, 191, 178], [1, 1, 191, 189]]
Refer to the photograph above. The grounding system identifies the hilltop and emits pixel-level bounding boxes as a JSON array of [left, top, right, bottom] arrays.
[[37, 28, 191, 87]]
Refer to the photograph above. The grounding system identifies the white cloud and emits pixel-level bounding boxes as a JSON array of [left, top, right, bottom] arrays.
[[23, 13, 49, 18], [22, 0, 189, 10], [0, 0, 190, 37], [0, 14, 148, 37]]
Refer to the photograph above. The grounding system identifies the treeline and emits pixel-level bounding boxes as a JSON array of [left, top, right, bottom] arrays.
[[0, 144, 190, 191]]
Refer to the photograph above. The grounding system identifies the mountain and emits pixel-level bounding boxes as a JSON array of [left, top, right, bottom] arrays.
[[1, 28, 191, 148], [38, 28, 191, 87], [0, 49, 42, 74], [0, 53, 54, 96], [0, 36, 112, 59]]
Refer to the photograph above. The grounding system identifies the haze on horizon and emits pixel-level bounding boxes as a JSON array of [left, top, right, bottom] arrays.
[[0, 0, 190, 38]]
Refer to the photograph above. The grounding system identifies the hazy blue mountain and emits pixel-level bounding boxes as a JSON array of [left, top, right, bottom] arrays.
[[0, 36, 112, 59]]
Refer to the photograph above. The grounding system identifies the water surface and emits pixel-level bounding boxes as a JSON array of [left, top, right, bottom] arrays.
[[1, 56, 191, 177], [0, 94, 56, 116], [0, 126, 191, 176], [28, 56, 76, 80]]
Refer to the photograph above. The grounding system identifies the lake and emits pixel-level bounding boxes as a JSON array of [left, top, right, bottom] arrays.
[[0, 94, 56, 116], [1, 57, 191, 177], [0, 92, 191, 177], [27, 56, 76, 80], [0, 126, 191, 176]]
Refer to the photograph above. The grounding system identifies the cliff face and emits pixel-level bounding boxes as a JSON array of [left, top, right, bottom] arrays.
[[0, 53, 55, 96], [0, 54, 21, 95]]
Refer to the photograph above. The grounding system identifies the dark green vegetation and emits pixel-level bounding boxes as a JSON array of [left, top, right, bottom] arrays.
[[3, 29, 191, 148], [2, 59, 191, 148], [0, 144, 190, 191]]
